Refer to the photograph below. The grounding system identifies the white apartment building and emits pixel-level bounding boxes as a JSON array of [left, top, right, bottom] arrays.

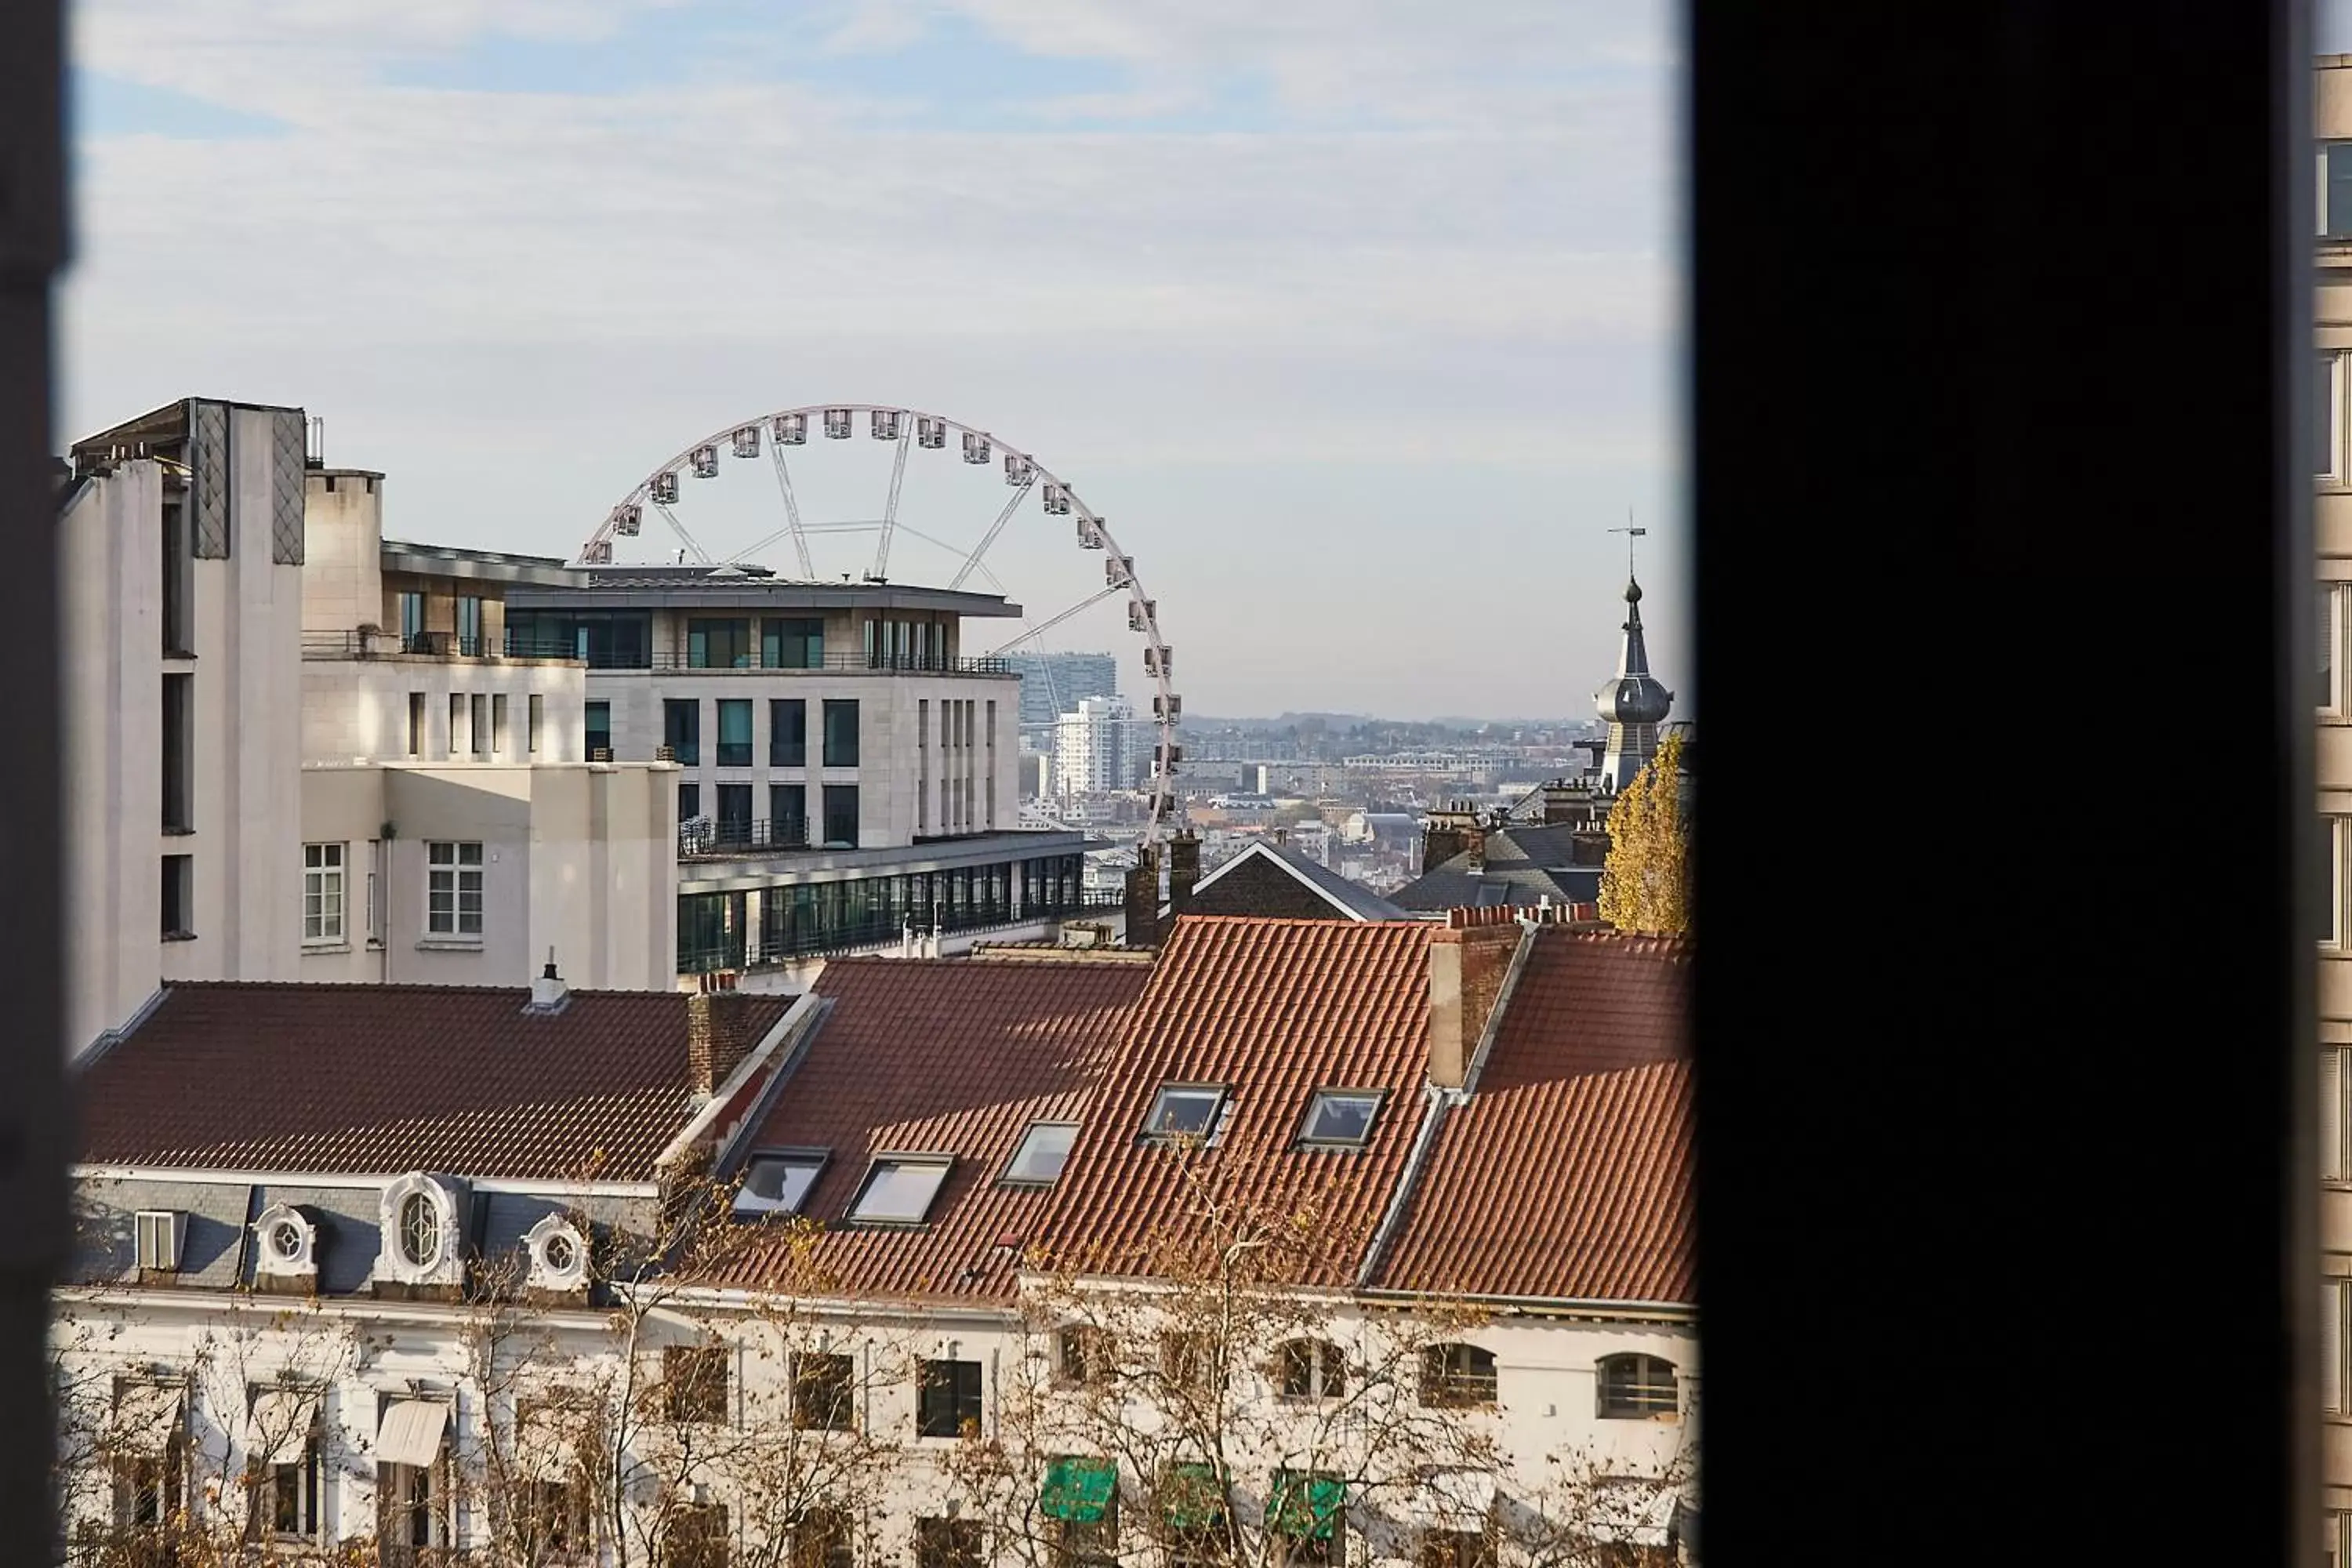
[[54, 916, 1697, 1567], [1055, 696, 1133, 798]]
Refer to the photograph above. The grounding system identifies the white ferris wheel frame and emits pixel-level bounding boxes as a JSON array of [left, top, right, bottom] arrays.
[[577, 402, 1180, 845]]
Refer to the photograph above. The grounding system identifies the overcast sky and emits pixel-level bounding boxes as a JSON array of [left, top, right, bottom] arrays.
[[59, 1, 1682, 723]]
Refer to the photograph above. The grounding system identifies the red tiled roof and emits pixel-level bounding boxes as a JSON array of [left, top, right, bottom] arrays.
[[1033, 916, 1441, 1288], [1373, 930, 1693, 1304], [73, 982, 792, 1182], [704, 956, 1149, 1301]]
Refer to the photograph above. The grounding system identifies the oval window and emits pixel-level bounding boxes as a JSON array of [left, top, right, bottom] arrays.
[[397, 1191, 442, 1269]]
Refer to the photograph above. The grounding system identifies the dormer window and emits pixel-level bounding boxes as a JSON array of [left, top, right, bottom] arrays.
[[133, 1210, 186, 1272], [376, 1173, 466, 1289], [1299, 1090, 1384, 1149], [252, 1203, 318, 1287], [847, 1156, 953, 1225], [524, 1214, 591, 1293], [734, 1151, 828, 1218], [397, 1192, 443, 1270], [1143, 1086, 1227, 1144]]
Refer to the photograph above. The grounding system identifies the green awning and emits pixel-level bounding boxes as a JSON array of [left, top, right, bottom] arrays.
[[1161, 1462, 1225, 1530], [1042, 1456, 1118, 1523], [1269, 1470, 1346, 1541]]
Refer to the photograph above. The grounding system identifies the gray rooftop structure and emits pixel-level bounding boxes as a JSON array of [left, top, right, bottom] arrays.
[[509, 574, 1022, 619]]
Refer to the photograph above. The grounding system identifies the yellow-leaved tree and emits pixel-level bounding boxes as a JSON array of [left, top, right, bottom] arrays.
[[1597, 731, 1689, 936]]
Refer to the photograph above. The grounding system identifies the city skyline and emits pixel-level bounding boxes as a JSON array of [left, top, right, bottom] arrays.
[[59, 0, 1683, 720]]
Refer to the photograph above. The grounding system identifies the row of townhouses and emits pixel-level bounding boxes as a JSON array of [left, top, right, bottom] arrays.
[[55, 911, 1695, 1568], [60, 397, 1105, 1058]]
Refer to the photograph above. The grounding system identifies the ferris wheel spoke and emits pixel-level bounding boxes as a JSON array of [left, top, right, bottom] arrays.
[[982, 586, 1123, 658], [766, 445, 818, 579], [948, 474, 1036, 593], [870, 430, 914, 582], [652, 501, 714, 566]]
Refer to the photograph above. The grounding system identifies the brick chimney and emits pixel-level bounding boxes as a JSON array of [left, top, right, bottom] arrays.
[[1124, 845, 1162, 949], [1427, 912, 1525, 1089], [1421, 800, 1488, 874], [1541, 780, 1595, 827], [1167, 831, 1200, 919], [686, 971, 759, 1098]]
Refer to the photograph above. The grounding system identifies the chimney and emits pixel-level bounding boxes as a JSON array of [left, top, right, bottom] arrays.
[[1168, 831, 1200, 919], [1124, 845, 1162, 949], [687, 971, 757, 1098], [1541, 780, 1588, 826], [1428, 914, 1524, 1090], [527, 948, 568, 1011]]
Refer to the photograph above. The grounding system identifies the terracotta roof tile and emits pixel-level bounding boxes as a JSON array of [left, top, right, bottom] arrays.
[[1032, 916, 1440, 1287], [703, 957, 1149, 1301], [73, 982, 791, 1182], [1373, 930, 1693, 1304]]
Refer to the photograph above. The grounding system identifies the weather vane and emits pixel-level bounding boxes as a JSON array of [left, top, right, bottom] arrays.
[[1607, 510, 1646, 579]]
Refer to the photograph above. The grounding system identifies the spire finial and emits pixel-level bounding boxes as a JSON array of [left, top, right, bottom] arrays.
[[1608, 515, 1647, 586]]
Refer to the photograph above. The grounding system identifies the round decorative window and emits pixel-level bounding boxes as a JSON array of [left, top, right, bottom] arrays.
[[267, 1219, 304, 1261], [542, 1230, 578, 1275], [397, 1191, 442, 1269]]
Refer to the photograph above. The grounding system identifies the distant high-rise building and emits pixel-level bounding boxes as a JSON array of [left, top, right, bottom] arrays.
[[1009, 651, 1119, 735], [1054, 695, 1132, 797]]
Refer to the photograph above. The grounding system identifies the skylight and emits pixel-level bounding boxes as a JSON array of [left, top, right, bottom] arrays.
[[1144, 1085, 1227, 1142], [1300, 1090, 1384, 1148], [732, 1152, 826, 1218], [847, 1157, 953, 1224], [1003, 1123, 1079, 1185]]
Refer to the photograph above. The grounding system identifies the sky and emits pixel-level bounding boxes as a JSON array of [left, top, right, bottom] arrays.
[[58, 0, 1683, 723]]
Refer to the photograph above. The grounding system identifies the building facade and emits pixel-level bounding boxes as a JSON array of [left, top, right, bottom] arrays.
[[2319, 56, 2352, 1566], [1054, 696, 1133, 798]]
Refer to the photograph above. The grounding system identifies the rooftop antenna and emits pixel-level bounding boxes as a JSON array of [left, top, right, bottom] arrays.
[[1607, 512, 1647, 579]]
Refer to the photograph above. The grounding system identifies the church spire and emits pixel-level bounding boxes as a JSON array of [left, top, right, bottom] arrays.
[[1594, 556, 1675, 792]]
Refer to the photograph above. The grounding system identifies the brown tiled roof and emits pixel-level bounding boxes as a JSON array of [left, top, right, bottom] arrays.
[[1033, 916, 1440, 1288], [74, 982, 791, 1182], [704, 957, 1149, 1301], [1373, 930, 1693, 1304]]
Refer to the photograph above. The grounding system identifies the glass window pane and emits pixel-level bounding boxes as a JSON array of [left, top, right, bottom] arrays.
[[1004, 1123, 1077, 1184], [2328, 143, 2352, 239], [2323, 354, 2339, 477], [850, 1160, 950, 1221], [1303, 1091, 1380, 1145], [1147, 1087, 1223, 1137], [735, 1156, 825, 1216]]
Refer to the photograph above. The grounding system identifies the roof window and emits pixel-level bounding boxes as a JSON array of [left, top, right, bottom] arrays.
[[734, 1151, 828, 1218], [1002, 1123, 1079, 1186], [847, 1156, 953, 1225], [1299, 1090, 1384, 1148], [1143, 1085, 1227, 1143]]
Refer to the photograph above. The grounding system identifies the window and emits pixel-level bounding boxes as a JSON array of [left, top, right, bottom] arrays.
[[793, 1508, 855, 1568], [456, 594, 483, 655], [717, 699, 753, 767], [1300, 1090, 1383, 1147], [689, 615, 754, 668], [426, 841, 485, 936], [303, 843, 345, 943], [2327, 584, 2343, 713], [397, 1191, 442, 1269], [398, 590, 426, 645], [2330, 142, 2352, 239], [2329, 1278, 2350, 1417], [2324, 352, 2344, 481], [1595, 1353, 1679, 1418], [662, 1345, 731, 1425], [717, 784, 752, 837], [1004, 1122, 1079, 1185], [450, 692, 466, 753], [792, 1352, 856, 1432], [916, 1518, 985, 1568], [1276, 1339, 1346, 1400], [408, 691, 426, 757], [115, 1447, 183, 1530], [771, 784, 807, 844], [162, 854, 193, 938], [848, 1156, 951, 1224], [1417, 1533, 1495, 1568], [381, 1452, 445, 1549], [764, 616, 824, 670], [161, 499, 191, 655], [1043, 1457, 1119, 1568], [735, 1152, 826, 1218], [491, 692, 510, 755], [586, 699, 611, 759], [1161, 1332, 1217, 1392], [822, 699, 860, 766], [916, 1359, 983, 1439], [822, 785, 860, 848], [471, 692, 490, 756], [670, 1501, 731, 1568], [1421, 1344, 1497, 1408], [1157, 1464, 1225, 1568], [665, 698, 701, 764], [527, 692, 544, 755], [2327, 817, 2343, 950], [161, 671, 193, 832], [518, 1478, 590, 1561], [771, 699, 808, 766], [2328, 1046, 2351, 1187], [1143, 1085, 1227, 1142], [1058, 1325, 1115, 1388], [1269, 1472, 1345, 1568], [681, 782, 702, 825]]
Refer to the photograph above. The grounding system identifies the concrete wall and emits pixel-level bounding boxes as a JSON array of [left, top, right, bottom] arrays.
[[296, 762, 676, 991], [299, 470, 384, 635], [301, 657, 585, 765]]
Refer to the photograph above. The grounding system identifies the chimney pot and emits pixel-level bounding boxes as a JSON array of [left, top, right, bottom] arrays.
[[528, 949, 568, 1011]]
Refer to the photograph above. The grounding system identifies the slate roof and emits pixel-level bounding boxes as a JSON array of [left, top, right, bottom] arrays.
[[1390, 823, 1605, 913], [1031, 916, 1441, 1288], [703, 957, 1149, 1301], [1373, 929, 1693, 1304], [1182, 840, 1410, 922], [74, 982, 792, 1182]]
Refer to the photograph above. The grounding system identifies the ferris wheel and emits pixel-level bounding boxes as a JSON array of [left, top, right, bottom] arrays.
[[577, 404, 1181, 844]]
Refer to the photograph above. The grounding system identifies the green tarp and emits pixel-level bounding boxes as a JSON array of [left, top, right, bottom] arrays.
[[1042, 1456, 1117, 1523], [1160, 1463, 1225, 1530], [1269, 1470, 1346, 1541]]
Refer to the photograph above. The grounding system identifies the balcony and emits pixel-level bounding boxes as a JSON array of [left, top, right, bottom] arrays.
[[503, 641, 1014, 677], [679, 893, 1123, 973], [302, 630, 571, 663], [680, 816, 811, 858]]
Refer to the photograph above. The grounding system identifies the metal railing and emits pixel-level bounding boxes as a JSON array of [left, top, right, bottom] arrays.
[[677, 896, 1122, 973], [303, 630, 543, 662], [503, 641, 1015, 677], [679, 817, 813, 856]]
